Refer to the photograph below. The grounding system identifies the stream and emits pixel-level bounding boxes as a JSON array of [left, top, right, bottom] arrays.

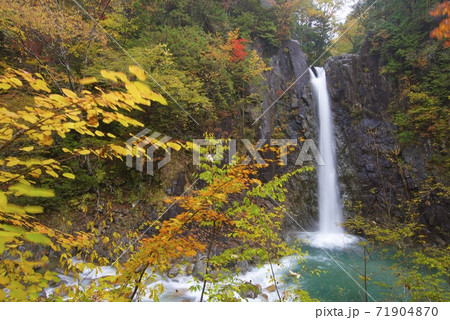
[[45, 231, 408, 302]]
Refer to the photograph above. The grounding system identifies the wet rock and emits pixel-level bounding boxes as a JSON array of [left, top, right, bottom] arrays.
[[248, 39, 319, 230], [38, 290, 47, 300], [265, 284, 277, 293], [184, 264, 194, 276], [167, 266, 179, 278], [239, 281, 261, 300], [192, 256, 207, 280]]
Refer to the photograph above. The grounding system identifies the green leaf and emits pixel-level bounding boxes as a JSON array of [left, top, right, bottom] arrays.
[[44, 271, 54, 281], [10, 289, 27, 301], [24, 206, 44, 214], [0, 224, 26, 234], [9, 183, 55, 197], [0, 240, 5, 255], [0, 230, 20, 240], [0, 192, 7, 207], [25, 233, 52, 246], [0, 287, 6, 300], [3, 204, 26, 214]]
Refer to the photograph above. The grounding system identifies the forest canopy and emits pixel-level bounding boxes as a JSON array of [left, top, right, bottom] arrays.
[[0, 0, 448, 303]]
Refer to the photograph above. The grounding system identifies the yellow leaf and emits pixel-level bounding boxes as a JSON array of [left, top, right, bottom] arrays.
[[0, 274, 9, 286], [94, 130, 104, 137], [21, 113, 37, 123], [20, 146, 34, 152], [79, 77, 97, 85], [44, 168, 58, 178], [129, 65, 147, 81], [107, 133, 116, 138], [42, 159, 56, 165], [113, 72, 129, 84], [0, 83, 11, 90], [7, 158, 21, 167], [78, 150, 90, 155], [133, 81, 152, 96], [39, 133, 54, 145], [134, 81, 167, 105], [29, 168, 42, 179], [125, 82, 140, 99], [62, 88, 77, 99], [184, 141, 194, 150], [109, 144, 127, 155], [32, 79, 51, 93], [67, 114, 81, 121], [167, 142, 181, 151], [101, 70, 118, 82], [10, 78, 22, 86], [49, 94, 70, 106], [151, 93, 167, 106], [62, 173, 75, 179]]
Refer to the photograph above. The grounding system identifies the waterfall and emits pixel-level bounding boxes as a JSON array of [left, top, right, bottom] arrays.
[[309, 67, 344, 236]]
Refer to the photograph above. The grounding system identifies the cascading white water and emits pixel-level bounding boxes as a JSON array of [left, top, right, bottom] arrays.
[[309, 67, 344, 238]]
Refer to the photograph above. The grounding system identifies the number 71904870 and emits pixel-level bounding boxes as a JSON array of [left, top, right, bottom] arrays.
[[376, 306, 438, 317]]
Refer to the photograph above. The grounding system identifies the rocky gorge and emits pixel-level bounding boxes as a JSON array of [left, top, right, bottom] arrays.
[[243, 39, 449, 242]]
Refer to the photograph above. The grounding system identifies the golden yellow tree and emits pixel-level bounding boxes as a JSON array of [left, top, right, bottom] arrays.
[[0, 65, 169, 301]]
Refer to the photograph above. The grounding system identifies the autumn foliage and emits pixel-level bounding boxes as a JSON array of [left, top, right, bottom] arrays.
[[105, 151, 308, 301], [0, 66, 169, 301], [430, 0, 450, 47], [230, 38, 248, 62]]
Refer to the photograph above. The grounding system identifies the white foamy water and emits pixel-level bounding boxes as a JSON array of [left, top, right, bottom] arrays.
[[310, 67, 344, 240], [297, 231, 359, 249]]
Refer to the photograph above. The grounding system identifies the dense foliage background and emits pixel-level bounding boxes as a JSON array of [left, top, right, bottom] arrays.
[[0, 0, 448, 302]]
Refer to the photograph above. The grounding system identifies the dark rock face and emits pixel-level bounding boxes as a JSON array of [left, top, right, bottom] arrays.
[[253, 40, 319, 230], [257, 39, 310, 141], [325, 52, 405, 219], [253, 40, 449, 240], [165, 171, 188, 220], [326, 50, 449, 240]]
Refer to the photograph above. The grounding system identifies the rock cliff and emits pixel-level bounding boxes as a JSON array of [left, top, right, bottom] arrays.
[[252, 40, 449, 241]]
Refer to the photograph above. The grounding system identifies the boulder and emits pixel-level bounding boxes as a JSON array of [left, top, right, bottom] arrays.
[[239, 281, 261, 300], [167, 266, 179, 278]]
